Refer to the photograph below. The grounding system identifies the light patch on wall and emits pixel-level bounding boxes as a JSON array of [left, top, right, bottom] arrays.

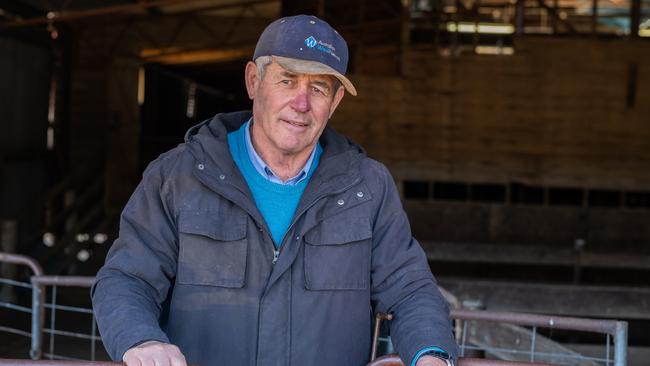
[[447, 22, 515, 34], [186, 83, 197, 119], [47, 127, 54, 150], [137, 67, 145, 106], [47, 76, 56, 150], [475, 46, 515, 55]]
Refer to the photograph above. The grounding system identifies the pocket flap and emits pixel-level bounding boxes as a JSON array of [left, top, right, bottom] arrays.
[[305, 216, 372, 245], [179, 210, 246, 241]]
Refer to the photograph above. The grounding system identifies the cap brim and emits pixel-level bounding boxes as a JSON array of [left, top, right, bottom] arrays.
[[272, 55, 357, 96]]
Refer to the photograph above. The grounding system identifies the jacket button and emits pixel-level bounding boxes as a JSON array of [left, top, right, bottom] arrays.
[[357, 191, 364, 198], [337, 199, 345, 206], [197, 163, 205, 170], [219, 174, 226, 180]]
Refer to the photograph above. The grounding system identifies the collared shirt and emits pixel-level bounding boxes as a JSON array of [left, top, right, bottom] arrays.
[[244, 119, 320, 186]]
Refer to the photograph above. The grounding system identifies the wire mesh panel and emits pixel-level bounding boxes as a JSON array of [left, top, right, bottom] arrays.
[[451, 309, 627, 366], [30, 276, 107, 362], [0, 253, 43, 359]]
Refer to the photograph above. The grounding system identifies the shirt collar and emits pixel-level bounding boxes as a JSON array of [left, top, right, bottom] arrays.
[[244, 119, 318, 186]]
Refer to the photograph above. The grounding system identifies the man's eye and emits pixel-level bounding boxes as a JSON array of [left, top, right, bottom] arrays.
[[280, 80, 292, 85], [312, 87, 325, 95]]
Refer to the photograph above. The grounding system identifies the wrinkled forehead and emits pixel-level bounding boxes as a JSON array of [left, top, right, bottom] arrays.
[[267, 61, 339, 88]]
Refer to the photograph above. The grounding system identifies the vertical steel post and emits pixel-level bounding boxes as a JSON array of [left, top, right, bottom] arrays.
[[30, 283, 44, 359], [614, 321, 628, 366]]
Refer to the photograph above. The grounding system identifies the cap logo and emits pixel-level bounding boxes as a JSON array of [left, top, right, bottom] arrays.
[[305, 36, 317, 48], [303, 35, 341, 62]]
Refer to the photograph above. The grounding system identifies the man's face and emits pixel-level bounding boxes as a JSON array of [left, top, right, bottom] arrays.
[[245, 60, 345, 158]]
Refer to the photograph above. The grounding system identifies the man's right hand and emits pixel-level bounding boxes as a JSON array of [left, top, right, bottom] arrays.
[[122, 340, 187, 366]]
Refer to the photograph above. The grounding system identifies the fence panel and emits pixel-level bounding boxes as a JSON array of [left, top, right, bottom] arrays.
[[1, 254, 629, 366], [30, 276, 104, 362], [0, 253, 44, 359], [451, 309, 627, 366], [0, 356, 558, 366]]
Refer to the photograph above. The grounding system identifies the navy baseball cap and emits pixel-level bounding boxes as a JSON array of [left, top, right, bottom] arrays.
[[253, 15, 357, 96]]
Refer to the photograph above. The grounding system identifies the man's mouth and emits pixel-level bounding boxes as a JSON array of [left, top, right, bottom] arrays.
[[282, 119, 309, 128]]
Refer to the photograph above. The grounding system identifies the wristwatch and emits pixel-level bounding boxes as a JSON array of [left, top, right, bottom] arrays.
[[421, 350, 454, 366]]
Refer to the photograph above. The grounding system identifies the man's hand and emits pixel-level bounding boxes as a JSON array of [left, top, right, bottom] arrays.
[[122, 340, 187, 366], [416, 355, 448, 366]]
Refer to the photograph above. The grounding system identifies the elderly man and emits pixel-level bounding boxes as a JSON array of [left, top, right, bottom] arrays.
[[92, 14, 457, 366]]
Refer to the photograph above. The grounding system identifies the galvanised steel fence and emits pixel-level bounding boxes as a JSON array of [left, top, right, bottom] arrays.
[[0, 253, 44, 359], [0, 357, 560, 366], [0, 252, 629, 366], [451, 309, 626, 366], [30, 276, 101, 361]]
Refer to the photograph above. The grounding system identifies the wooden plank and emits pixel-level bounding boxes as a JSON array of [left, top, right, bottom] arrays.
[[333, 37, 650, 191]]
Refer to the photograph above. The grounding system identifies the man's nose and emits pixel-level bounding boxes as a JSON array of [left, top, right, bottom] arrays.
[[290, 86, 310, 113]]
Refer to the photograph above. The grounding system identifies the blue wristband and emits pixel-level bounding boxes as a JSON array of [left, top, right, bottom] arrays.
[[410, 346, 450, 366]]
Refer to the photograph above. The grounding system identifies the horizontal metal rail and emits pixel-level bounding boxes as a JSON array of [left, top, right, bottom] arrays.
[[0, 354, 563, 366], [368, 355, 558, 366], [0, 361, 200, 366], [450, 309, 627, 366], [0, 358, 556, 366], [31, 276, 95, 288], [0, 361, 120, 365], [0, 252, 45, 359], [450, 309, 619, 335], [0, 253, 44, 277]]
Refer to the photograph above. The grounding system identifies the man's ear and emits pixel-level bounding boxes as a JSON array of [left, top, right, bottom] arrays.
[[328, 85, 346, 118], [245, 61, 259, 100]]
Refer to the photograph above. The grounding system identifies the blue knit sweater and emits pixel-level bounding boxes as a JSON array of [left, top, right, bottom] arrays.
[[227, 124, 321, 247]]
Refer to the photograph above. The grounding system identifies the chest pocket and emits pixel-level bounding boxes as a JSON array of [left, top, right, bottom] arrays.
[[304, 215, 372, 290], [177, 210, 247, 288]]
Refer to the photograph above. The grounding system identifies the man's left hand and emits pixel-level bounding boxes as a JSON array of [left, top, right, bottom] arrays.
[[416, 355, 448, 366]]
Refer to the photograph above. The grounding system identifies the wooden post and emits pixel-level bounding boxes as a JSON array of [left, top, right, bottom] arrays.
[[473, 0, 481, 53], [630, 0, 641, 38], [400, 0, 411, 76], [0, 220, 18, 303], [515, 0, 525, 35], [591, 0, 598, 35]]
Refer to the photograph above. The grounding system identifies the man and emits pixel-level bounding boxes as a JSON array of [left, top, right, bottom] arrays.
[[92, 14, 457, 366]]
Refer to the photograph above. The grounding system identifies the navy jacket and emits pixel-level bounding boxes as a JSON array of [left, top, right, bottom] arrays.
[[92, 111, 458, 366]]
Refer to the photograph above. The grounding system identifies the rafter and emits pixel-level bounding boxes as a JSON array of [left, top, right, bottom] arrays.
[[0, 0, 276, 30]]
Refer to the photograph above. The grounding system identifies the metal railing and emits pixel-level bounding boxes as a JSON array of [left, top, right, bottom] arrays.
[[0, 253, 44, 359], [0, 357, 557, 366], [30, 276, 100, 361], [369, 355, 558, 365], [451, 309, 627, 366], [1, 253, 629, 366]]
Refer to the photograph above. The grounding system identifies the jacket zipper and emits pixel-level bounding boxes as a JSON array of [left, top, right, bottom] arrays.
[[272, 249, 280, 264], [203, 167, 362, 266], [272, 177, 361, 265]]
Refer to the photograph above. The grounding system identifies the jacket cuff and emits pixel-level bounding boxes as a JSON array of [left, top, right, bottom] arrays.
[[398, 328, 458, 366], [410, 346, 448, 366]]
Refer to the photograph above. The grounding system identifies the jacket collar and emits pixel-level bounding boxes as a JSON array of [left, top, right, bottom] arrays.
[[184, 111, 366, 198]]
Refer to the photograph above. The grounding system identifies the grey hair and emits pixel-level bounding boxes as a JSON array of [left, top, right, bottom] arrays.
[[255, 56, 273, 80], [254, 55, 343, 96]]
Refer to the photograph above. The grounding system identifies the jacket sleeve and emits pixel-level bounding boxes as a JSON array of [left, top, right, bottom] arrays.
[[91, 160, 178, 361], [369, 163, 459, 364]]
